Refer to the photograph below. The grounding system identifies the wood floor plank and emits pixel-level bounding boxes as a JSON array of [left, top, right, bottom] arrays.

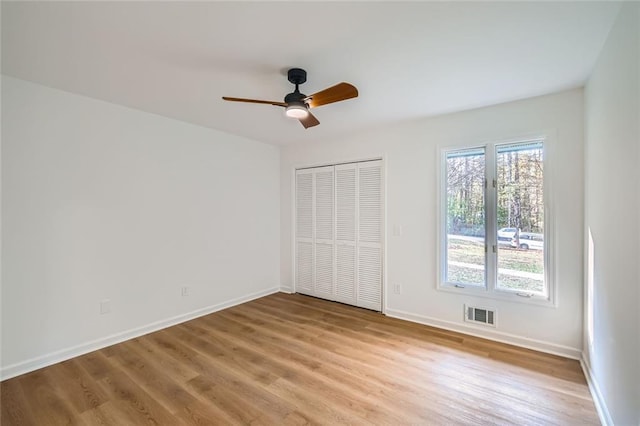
[[104, 340, 201, 415], [16, 369, 79, 425], [0, 378, 38, 425], [44, 359, 109, 415], [129, 337, 200, 383], [74, 351, 115, 382], [96, 368, 177, 425], [77, 400, 139, 426], [1, 293, 599, 425]]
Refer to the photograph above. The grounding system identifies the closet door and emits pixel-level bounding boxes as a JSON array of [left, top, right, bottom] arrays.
[[313, 166, 335, 300], [335, 164, 357, 305], [295, 161, 382, 311], [357, 161, 383, 311], [295, 169, 314, 296]]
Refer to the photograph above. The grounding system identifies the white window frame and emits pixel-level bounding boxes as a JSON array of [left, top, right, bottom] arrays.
[[437, 136, 556, 307]]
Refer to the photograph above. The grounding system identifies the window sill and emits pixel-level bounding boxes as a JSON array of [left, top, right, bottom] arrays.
[[437, 282, 557, 308]]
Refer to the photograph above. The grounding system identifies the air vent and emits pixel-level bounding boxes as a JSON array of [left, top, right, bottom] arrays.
[[465, 305, 496, 327]]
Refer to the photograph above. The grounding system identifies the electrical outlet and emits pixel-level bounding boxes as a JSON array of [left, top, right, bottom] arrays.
[[394, 283, 402, 294], [181, 286, 189, 297], [100, 299, 111, 314]]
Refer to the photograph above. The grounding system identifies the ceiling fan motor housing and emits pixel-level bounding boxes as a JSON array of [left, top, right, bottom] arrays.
[[285, 68, 308, 105], [284, 92, 306, 104]]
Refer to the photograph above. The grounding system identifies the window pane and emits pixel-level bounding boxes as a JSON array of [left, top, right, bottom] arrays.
[[496, 141, 545, 294], [445, 148, 486, 287]]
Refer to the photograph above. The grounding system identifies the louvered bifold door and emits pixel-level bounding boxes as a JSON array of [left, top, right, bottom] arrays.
[[335, 164, 357, 305], [295, 170, 314, 296], [313, 166, 335, 300], [357, 161, 383, 311]]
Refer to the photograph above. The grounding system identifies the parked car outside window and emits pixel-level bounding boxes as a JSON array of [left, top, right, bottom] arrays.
[[497, 227, 519, 245], [498, 227, 518, 238], [511, 232, 544, 250]]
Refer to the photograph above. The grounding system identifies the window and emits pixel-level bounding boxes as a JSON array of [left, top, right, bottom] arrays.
[[440, 140, 550, 302]]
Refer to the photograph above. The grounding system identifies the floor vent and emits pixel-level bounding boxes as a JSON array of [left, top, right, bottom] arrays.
[[465, 305, 496, 327]]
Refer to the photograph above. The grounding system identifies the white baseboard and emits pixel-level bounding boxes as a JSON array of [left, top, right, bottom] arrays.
[[580, 356, 613, 426], [385, 308, 582, 360], [0, 287, 280, 381], [279, 285, 294, 294]]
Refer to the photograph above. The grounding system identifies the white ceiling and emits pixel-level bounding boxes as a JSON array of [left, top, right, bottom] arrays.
[[2, 1, 621, 146]]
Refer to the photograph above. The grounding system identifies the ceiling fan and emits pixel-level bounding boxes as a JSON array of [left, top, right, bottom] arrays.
[[222, 68, 358, 129]]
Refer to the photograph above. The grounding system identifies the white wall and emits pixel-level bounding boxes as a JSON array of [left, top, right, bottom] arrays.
[[281, 89, 585, 357], [1, 76, 280, 379], [584, 2, 640, 424]]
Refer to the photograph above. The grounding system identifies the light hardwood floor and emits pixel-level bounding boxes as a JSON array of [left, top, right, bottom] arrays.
[[1, 293, 599, 425]]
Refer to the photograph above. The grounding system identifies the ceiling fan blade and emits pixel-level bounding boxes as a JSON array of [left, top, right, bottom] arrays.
[[222, 97, 287, 107], [305, 82, 358, 108], [298, 111, 320, 129]]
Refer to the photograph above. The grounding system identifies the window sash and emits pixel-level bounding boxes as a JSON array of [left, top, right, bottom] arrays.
[[444, 147, 486, 288], [495, 141, 545, 296]]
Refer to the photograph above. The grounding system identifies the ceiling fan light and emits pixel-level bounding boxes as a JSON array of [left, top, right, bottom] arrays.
[[285, 103, 309, 119]]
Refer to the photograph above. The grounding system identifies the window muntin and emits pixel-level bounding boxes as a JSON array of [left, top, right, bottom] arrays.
[[441, 140, 548, 300]]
